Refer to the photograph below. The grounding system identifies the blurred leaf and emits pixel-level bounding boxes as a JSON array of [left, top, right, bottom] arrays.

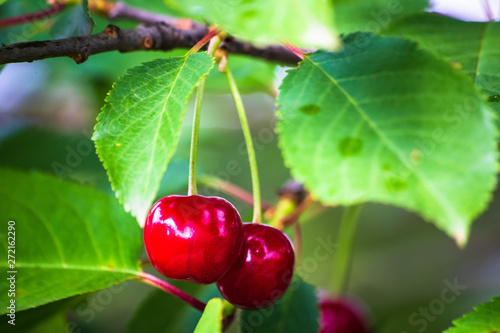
[[0, 296, 81, 332], [126, 281, 201, 333], [0, 0, 9, 5], [334, 0, 428, 34], [29, 314, 71, 333], [194, 298, 224, 333], [206, 55, 276, 95], [445, 296, 500, 333], [382, 13, 500, 120], [239, 276, 319, 333], [93, 53, 214, 226], [0, 169, 142, 313], [157, 159, 191, 196], [277, 34, 498, 245], [0, 127, 109, 191], [126, 282, 219, 333], [51, 0, 94, 39], [166, 0, 338, 49]]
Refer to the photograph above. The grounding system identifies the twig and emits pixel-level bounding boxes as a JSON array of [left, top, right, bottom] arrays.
[[200, 176, 273, 210], [0, 3, 66, 29], [481, 0, 494, 21], [0, 22, 301, 65], [137, 272, 206, 312], [91, 0, 204, 30]]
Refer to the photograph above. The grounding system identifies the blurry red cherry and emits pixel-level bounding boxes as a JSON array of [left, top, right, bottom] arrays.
[[318, 293, 368, 333]]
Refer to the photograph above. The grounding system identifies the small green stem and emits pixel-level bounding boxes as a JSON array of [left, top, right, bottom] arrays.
[[224, 67, 262, 224], [331, 204, 363, 294], [187, 37, 221, 196], [188, 78, 205, 196]]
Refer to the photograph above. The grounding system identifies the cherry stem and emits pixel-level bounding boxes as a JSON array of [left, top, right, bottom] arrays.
[[187, 76, 205, 196], [331, 204, 363, 294], [0, 3, 66, 29], [224, 66, 262, 224], [137, 272, 206, 312], [281, 40, 305, 60], [186, 27, 219, 56], [187, 36, 221, 196]]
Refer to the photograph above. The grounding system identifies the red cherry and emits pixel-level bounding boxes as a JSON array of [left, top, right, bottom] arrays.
[[143, 195, 243, 284], [216, 223, 295, 309], [318, 293, 368, 333]]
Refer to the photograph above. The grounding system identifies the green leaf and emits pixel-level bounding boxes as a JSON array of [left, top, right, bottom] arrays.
[[51, 0, 94, 39], [93, 53, 214, 225], [194, 298, 224, 333], [382, 13, 500, 120], [445, 296, 500, 333], [334, 0, 428, 34], [239, 276, 319, 333], [277, 34, 498, 245], [0, 169, 142, 313], [166, 0, 339, 49]]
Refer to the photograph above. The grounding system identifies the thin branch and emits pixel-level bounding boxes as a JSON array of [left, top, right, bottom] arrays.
[[482, 0, 494, 21], [91, 0, 205, 30], [0, 22, 300, 65], [0, 3, 66, 29], [137, 272, 206, 312], [200, 176, 273, 210]]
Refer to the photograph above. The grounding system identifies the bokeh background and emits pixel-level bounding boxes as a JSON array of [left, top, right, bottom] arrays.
[[0, 1, 499, 332]]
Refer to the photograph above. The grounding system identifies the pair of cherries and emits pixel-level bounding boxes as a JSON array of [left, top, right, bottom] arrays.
[[143, 195, 295, 309]]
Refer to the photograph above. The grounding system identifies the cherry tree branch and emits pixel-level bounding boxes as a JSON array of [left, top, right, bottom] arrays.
[[0, 0, 301, 66], [0, 23, 300, 65]]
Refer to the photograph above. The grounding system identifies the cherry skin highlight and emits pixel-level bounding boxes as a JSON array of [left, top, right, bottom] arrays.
[[143, 195, 243, 284], [216, 223, 295, 309], [318, 293, 368, 333]]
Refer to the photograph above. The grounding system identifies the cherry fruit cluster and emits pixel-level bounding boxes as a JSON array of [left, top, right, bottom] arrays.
[[143, 194, 295, 309]]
